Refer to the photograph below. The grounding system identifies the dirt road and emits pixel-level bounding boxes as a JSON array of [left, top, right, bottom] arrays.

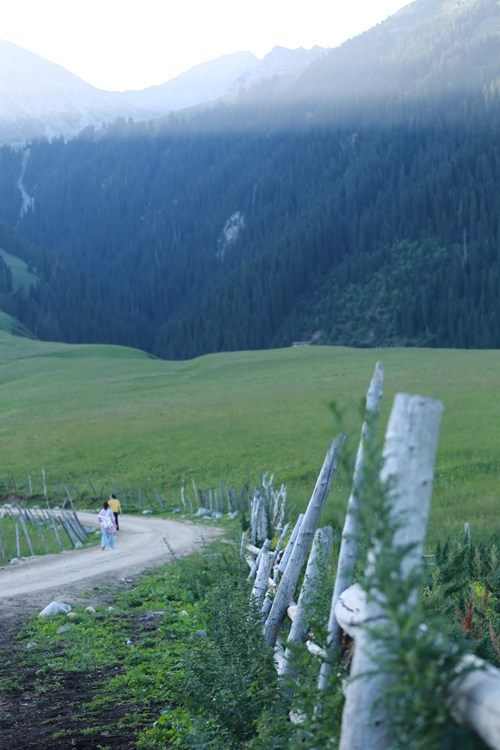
[[0, 512, 222, 618]]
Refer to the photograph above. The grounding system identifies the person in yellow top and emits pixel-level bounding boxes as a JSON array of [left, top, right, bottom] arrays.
[[108, 494, 122, 531]]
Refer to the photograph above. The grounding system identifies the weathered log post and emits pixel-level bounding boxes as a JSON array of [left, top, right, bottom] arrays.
[[180, 483, 187, 512], [59, 513, 79, 547], [260, 521, 293, 614], [464, 522, 471, 544], [252, 551, 274, 608], [263, 434, 347, 648], [248, 538, 272, 580], [0, 529, 7, 562], [34, 518, 49, 553], [318, 361, 384, 692], [281, 525, 334, 681], [154, 488, 165, 510], [335, 588, 500, 750], [14, 504, 35, 556], [65, 487, 87, 537], [72, 485, 84, 502], [338, 394, 443, 750], [192, 479, 199, 509], [277, 514, 304, 576], [271, 522, 291, 567], [63, 510, 86, 543], [250, 492, 260, 545], [452, 655, 500, 750], [47, 505, 64, 551]]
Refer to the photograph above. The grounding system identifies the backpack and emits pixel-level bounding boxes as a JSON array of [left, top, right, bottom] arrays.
[[101, 513, 114, 530]]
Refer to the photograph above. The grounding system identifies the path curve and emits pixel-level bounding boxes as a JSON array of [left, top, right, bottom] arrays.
[[0, 512, 222, 617]]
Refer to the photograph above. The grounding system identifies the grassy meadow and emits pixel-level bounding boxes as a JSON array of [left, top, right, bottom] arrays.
[[0, 329, 499, 544]]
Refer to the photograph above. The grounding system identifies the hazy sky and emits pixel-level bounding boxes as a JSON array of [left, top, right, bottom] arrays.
[[3, 0, 410, 91]]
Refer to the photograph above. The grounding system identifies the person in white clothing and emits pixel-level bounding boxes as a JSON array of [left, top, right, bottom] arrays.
[[97, 501, 116, 550]]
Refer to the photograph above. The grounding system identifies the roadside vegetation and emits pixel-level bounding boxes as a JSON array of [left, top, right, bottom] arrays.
[[1, 525, 499, 749]]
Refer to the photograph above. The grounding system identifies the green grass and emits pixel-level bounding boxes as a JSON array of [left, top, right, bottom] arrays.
[[0, 311, 35, 339], [0, 329, 499, 543], [0, 247, 39, 292]]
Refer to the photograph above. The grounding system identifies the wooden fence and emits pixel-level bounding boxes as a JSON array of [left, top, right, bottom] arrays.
[[0, 471, 270, 520], [0, 469, 284, 563], [0, 498, 90, 562], [243, 362, 500, 749]]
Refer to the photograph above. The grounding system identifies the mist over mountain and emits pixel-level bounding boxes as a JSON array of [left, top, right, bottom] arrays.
[[0, 41, 329, 145], [1, 0, 500, 358], [119, 46, 329, 114]]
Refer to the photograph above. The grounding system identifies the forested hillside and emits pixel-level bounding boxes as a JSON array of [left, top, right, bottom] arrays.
[[1, 0, 500, 358]]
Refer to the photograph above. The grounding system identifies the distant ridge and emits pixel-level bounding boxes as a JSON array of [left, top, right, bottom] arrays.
[[0, 41, 330, 145]]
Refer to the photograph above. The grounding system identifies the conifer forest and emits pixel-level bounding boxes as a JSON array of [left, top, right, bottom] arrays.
[[1, 0, 500, 359]]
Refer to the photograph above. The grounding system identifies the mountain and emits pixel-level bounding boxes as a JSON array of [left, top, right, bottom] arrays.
[[0, 41, 146, 145], [119, 46, 329, 114], [1, 0, 500, 358], [0, 41, 329, 145]]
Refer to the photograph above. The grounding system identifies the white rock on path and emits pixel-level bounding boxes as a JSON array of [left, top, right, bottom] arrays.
[[39, 601, 72, 618]]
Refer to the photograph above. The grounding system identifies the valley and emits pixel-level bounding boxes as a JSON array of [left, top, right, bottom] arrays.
[[0, 331, 499, 544]]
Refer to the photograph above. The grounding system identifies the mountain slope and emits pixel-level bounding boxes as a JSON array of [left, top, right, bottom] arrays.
[[0, 41, 147, 144], [1, 0, 500, 357]]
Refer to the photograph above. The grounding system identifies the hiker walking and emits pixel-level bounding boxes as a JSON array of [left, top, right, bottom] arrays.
[[97, 501, 116, 550], [108, 493, 122, 531]]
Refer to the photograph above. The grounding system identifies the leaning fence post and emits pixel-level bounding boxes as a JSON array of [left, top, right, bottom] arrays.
[[16, 507, 35, 557], [248, 538, 272, 580], [239, 531, 247, 560], [264, 434, 347, 648], [252, 551, 274, 608], [154, 488, 165, 510], [0, 530, 7, 562], [464, 522, 471, 544], [34, 519, 49, 554], [47, 502, 64, 551], [180, 484, 187, 512], [277, 514, 304, 577], [192, 479, 199, 509], [318, 362, 384, 691], [64, 510, 86, 543], [59, 514, 79, 547], [72, 485, 84, 502], [281, 525, 334, 681], [261, 520, 292, 615], [338, 394, 444, 750], [65, 487, 87, 537]]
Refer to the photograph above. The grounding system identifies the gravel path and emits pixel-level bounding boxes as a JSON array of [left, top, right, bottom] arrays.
[[0, 512, 222, 618]]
